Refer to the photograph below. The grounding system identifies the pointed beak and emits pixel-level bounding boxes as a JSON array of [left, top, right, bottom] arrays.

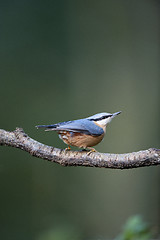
[[112, 111, 122, 117]]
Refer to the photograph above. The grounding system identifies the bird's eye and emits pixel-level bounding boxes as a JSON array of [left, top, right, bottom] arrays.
[[89, 115, 112, 121]]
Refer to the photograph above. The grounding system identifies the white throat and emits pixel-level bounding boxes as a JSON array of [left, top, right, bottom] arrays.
[[95, 117, 113, 133], [96, 117, 113, 127]]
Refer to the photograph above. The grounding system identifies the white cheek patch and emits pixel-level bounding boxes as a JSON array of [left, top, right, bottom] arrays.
[[97, 117, 112, 126]]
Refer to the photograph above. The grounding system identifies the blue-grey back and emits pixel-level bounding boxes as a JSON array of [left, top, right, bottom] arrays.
[[53, 119, 104, 136]]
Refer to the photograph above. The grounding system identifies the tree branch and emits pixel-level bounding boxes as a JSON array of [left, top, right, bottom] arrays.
[[0, 128, 159, 169]]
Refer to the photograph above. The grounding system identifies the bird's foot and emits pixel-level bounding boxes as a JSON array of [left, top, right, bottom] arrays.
[[86, 147, 97, 155], [65, 145, 71, 151]]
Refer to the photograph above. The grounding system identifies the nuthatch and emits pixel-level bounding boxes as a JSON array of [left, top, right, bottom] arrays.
[[36, 111, 121, 151]]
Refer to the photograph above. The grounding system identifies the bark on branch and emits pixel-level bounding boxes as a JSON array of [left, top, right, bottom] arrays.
[[0, 128, 159, 169]]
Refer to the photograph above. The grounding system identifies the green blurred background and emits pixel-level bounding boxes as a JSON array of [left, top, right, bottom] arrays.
[[0, 0, 160, 239]]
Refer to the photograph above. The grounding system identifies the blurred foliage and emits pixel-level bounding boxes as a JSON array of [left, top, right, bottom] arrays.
[[36, 215, 155, 240], [115, 216, 152, 240], [37, 225, 82, 240]]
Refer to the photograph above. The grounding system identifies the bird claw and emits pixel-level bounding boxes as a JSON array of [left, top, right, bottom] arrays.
[[86, 147, 97, 155], [65, 146, 71, 151]]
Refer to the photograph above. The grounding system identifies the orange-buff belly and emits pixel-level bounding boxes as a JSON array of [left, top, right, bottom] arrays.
[[58, 131, 104, 148]]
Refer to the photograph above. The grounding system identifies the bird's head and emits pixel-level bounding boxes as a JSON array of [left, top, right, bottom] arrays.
[[87, 111, 121, 130]]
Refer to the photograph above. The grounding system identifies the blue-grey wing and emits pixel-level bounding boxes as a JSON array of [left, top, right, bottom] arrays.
[[80, 119, 104, 136], [41, 119, 104, 136]]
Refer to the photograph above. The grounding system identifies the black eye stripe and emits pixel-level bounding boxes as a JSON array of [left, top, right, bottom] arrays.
[[89, 115, 112, 121]]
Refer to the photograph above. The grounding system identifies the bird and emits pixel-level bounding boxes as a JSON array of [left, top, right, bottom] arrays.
[[36, 111, 121, 151]]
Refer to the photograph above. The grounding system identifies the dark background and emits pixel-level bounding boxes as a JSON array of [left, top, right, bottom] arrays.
[[0, 0, 160, 239]]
